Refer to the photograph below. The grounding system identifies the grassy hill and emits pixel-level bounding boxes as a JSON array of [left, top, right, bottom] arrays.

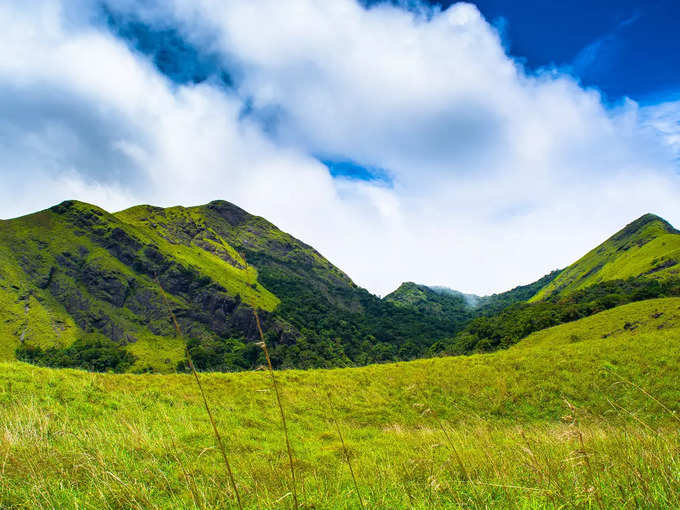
[[532, 213, 680, 301], [0, 200, 283, 373], [1, 297, 678, 508], [0, 200, 473, 373]]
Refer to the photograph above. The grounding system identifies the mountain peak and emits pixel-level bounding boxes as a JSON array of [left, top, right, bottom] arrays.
[[531, 213, 680, 301], [611, 213, 678, 243], [50, 200, 108, 216]]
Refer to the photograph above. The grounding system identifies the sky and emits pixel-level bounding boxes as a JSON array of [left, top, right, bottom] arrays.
[[1, 1, 679, 296]]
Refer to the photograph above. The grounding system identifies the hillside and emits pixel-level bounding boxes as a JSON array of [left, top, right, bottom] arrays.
[[1, 297, 678, 508], [384, 282, 474, 319], [386, 270, 562, 318], [0, 200, 466, 373], [532, 213, 680, 301], [3, 203, 679, 374], [0, 200, 284, 372]]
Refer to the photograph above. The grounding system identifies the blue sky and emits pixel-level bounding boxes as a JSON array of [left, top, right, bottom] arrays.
[[0, 0, 679, 295], [423, 0, 680, 102]]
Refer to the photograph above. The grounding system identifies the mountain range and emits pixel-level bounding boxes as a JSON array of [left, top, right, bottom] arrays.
[[1, 200, 678, 373]]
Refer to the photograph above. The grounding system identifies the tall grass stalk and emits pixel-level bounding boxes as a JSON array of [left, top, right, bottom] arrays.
[[564, 399, 605, 510], [252, 307, 299, 510], [157, 279, 243, 510], [608, 369, 680, 424], [237, 248, 300, 510], [325, 391, 365, 509]]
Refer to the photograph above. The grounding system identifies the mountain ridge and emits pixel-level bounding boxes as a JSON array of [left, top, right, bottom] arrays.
[[531, 213, 680, 301], [0, 199, 469, 371], [385, 269, 563, 317], [1, 203, 677, 373]]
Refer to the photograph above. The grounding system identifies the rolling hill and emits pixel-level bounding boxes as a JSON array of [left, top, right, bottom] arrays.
[[1, 297, 678, 508]]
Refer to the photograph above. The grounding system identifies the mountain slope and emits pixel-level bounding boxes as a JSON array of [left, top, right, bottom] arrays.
[[384, 282, 474, 318], [532, 213, 680, 301], [0, 200, 288, 372], [0, 200, 465, 372], [116, 201, 473, 366]]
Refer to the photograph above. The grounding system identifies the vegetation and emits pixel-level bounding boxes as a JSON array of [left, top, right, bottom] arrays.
[[3, 203, 680, 374], [474, 269, 562, 315], [0, 200, 484, 372], [15, 335, 136, 373], [1, 298, 679, 508], [0, 200, 280, 373], [438, 275, 680, 354], [385, 281, 476, 316], [263, 283, 470, 369], [386, 270, 562, 318], [532, 213, 680, 301]]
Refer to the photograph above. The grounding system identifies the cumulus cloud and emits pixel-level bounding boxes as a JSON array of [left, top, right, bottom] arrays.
[[0, 0, 679, 296]]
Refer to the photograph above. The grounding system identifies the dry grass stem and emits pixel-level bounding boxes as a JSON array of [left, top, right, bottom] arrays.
[[157, 278, 243, 510]]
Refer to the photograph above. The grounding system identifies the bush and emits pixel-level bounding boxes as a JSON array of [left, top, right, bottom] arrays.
[[16, 337, 136, 373]]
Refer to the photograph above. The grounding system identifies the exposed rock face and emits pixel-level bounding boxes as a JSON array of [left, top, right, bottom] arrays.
[[0, 200, 303, 371]]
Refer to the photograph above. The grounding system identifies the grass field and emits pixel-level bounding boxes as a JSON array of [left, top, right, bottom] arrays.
[[1, 298, 679, 509]]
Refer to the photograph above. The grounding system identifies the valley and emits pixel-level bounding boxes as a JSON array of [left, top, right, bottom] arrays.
[[1, 202, 679, 508]]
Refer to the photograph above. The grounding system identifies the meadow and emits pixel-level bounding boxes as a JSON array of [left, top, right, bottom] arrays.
[[1, 298, 679, 509]]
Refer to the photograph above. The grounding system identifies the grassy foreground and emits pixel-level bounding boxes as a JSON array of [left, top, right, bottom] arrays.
[[1, 299, 680, 509]]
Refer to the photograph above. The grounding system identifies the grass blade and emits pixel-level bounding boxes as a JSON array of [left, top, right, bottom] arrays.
[[157, 278, 243, 510], [252, 308, 300, 510], [326, 391, 365, 509]]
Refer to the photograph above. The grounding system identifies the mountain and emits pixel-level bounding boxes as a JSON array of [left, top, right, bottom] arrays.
[[531, 213, 680, 301], [2, 203, 677, 374], [428, 286, 484, 307], [0, 200, 283, 371], [384, 282, 474, 317], [385, 269, 562, 318], [435, 214, 680, 355], [0, 200, 464, 372]]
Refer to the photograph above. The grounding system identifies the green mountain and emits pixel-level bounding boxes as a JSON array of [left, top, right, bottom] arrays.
[[531, 213, 680, 301], [385, 269, 562, 318], [433, 214, 680, 356], [2, 203, 677, 374], [384, 282, 474, 317], [0, 200, 465, 373]]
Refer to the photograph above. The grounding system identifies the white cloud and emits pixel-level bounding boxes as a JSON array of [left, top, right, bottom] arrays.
[[638, 99, 680, 162], [1, 0, 679, 296]]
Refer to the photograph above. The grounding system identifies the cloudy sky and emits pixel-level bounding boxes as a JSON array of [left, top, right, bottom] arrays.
[[1, 0, 679, 296]]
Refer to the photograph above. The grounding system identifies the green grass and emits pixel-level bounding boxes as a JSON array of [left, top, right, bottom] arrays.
[[1, 298, 679, 508], [0, 201, 283, 371], [532, 214, 680, 301], [115, 205, 279, 311]]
